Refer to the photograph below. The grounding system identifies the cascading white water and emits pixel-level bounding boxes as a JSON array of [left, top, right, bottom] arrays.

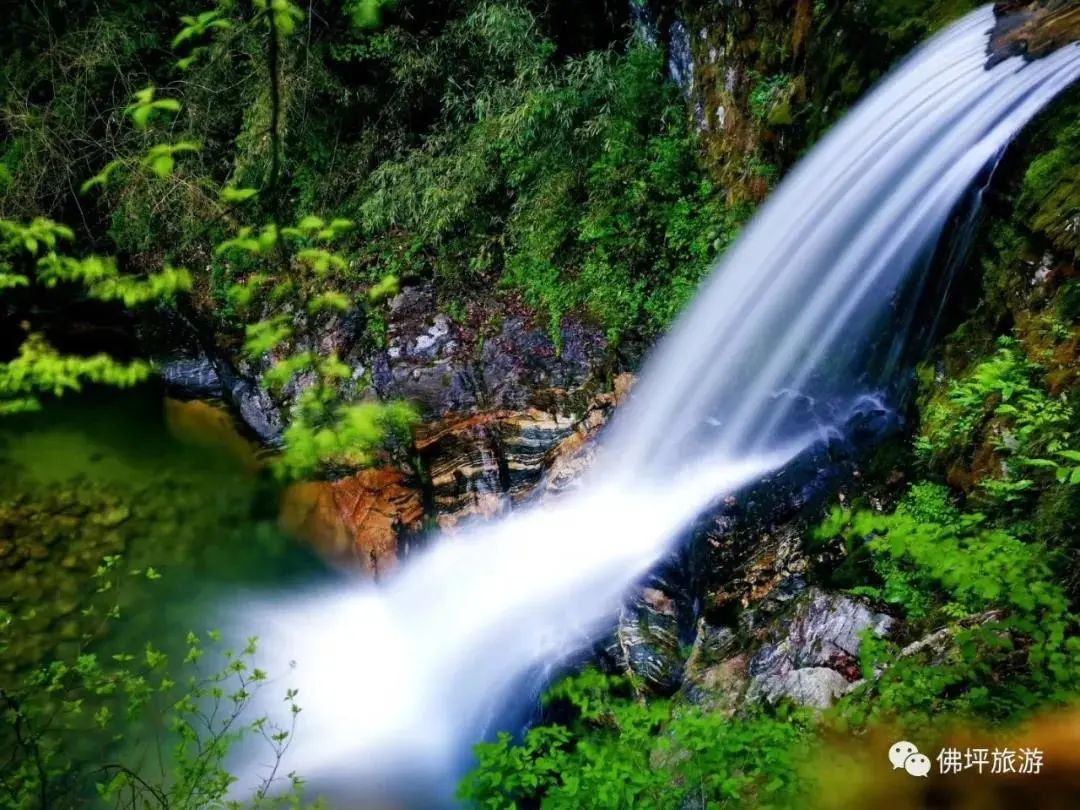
[[233, 7, 1080, 805]]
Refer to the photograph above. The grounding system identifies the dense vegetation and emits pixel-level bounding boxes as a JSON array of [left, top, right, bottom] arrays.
[[1, 0, 736, 348], [2, 0, 1079, 807]]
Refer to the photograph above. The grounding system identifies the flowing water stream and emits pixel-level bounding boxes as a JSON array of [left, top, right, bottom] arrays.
[[222, 6, 1080, 805]]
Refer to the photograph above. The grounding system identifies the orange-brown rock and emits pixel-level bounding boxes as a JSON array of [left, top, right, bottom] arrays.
[[416, 408, 578, 529], [280, 469, 423, 577]]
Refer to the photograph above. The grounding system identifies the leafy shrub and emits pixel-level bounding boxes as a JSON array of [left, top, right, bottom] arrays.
[[916, 336, 1073, 504], [0, 217, 188, 414], [460, 669, 812, 809], [815, 483, 1079, 727], [748, 73, 794, 123], [0, 556, 317, 809]]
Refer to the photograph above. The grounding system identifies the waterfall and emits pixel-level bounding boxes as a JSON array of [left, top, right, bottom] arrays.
[[233, 7, 1080, 805]]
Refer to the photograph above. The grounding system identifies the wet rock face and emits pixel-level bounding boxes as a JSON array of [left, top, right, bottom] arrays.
[[681, 587, 894, 711], [698, 520, 809, 621], [360, 282, 613, 530], [159, 354, 285, 446], [755, 667, 853, 709], [159, 357, 224, 400], [556, 383, 889, 697], [171, 280, 613, 561], [368, 283, 607, 420], [660, 0, 810, 204], [690, 437, 873, 626], [416, 409, 582, 529], [769, 589, 893, 669], [681, 621, 747, 714], [279, 469, 424, 577], [413, 370, 632, 531], [479, 316, 606, 412], [218, 363, 286, 446], [273, 364, 622, 571], [370, 286, 479, 419], [540, 372, 635, 498], [990, 1, 1080, 65], [668, 19, 694, 98], [598, 564, 695, 695], [746, 588, 893, 709]]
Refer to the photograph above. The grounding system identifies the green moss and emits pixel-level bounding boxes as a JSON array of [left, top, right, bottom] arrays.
[[1018, 94, 1080, 259], [800, 0, 980, 148], [858, 0, 981, 44], [748, 72, 794, 123]]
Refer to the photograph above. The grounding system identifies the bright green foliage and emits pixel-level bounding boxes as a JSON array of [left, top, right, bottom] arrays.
[[367, 273, 400, 303], [818, 484, 1061, 619], [916, 336, 1073, 502], [81, 85, 203, 194], [124, 86, 183, 130], [0, 217, 178, 413], [0, 557, 321, 809], [460, 669, 812, 809], [221, 186, 260, 203], [346, 0, 397, 30], [0, 216, 73, 257], [37, 255, 193, 306], [815, 483, 1079, 728], [1024, 449, 1080, 486], [255, 0, 305, 36], [141, 141, 202, 179], [173, 8, 233, 50], [278, 396, 417, 480], [918, 337, 1070, 460], [81, 161, 126, 195], [244, 315, 294, 357], [0, 333, 152, 415], [217, 207, 413, 478]]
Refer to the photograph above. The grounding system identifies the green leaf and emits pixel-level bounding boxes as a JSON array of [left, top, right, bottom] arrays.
[[220, 186, 259, 203], [368, 274, 399, 302], [131, 105, 153, 129], [149, 154, 175, 178], [1020, 457, 1060, 469]]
